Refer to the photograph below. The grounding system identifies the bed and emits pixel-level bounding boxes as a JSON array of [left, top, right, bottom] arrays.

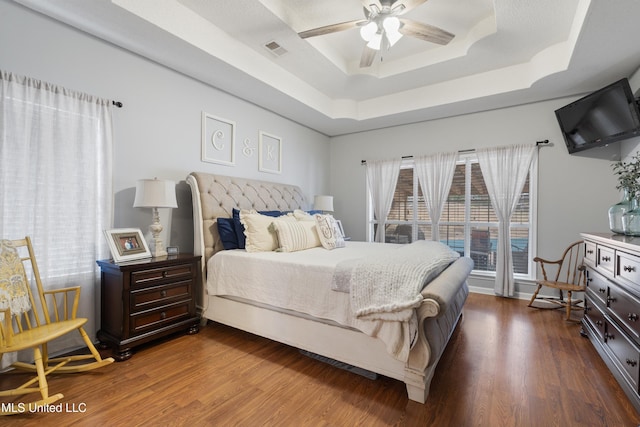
[[186, 172, 472, 403]]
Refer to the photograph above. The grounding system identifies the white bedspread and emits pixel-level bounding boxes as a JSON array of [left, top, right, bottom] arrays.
[[207, 242, 440, 362]]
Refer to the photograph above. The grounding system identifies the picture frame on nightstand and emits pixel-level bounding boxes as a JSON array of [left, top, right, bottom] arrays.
[[103, 228, 151, 263]]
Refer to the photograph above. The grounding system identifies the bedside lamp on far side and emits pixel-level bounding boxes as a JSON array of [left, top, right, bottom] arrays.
[[314, 195, 334, 214], [133, 178, 178, 257]]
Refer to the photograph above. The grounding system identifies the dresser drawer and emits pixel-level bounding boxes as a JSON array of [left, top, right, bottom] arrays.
[[131, 263, 194, 289], [586, 267, 609, 308], [584, 241, 597, 266], [130, 301, 192, 335], [608, 282, 640, 340], [605, 319, 640, 392], [617, 251, 640, 288], [130, 280, 192, 313], [584, 298, 606, 341], [597, 245, 615, 275]]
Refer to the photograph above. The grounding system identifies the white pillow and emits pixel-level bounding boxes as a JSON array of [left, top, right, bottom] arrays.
[[293, 209, 315, 221], [240, 210, 296, 252], [270, 220, 321, 252], [314, 214, 346, 250]]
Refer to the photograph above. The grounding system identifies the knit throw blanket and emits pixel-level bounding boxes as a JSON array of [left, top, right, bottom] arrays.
[[336, 240, 460, 322]]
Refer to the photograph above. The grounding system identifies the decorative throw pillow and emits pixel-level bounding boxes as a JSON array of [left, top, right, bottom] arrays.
[[232, 208, 283, 249], [314, 214, 346, 250], [240, 209, 296, 252], [293, 209, 315, 221], [216, 217, 239, 250], [270, 219, 321, 252]]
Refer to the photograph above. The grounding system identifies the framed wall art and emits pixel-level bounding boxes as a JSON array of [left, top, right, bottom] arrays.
[[202, 112, 235, 166], [259, 131, 282, 174], [104, 228, 151, 262]]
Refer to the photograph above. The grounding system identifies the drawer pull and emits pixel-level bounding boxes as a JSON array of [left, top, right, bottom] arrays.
[[624, 265, 637, 272], [598, 288, 606, 294], [605, 333, 615, 340], [587, 249, 594, 254], [628, 313, 639, 322], [162, 271, 168, 278], [595, 320, 603, 326], [626, 358, 638, 367], [160, 290, 167, 298], [601, 256, 611, 262], [160, 312, 167, 320], [607, 296, 616, 304]]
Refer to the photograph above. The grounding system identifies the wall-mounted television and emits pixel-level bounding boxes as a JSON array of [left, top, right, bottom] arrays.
[[555, 78, 640, 154]]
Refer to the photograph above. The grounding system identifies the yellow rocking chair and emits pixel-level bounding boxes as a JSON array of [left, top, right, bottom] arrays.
[[0, 237, 114, 415]]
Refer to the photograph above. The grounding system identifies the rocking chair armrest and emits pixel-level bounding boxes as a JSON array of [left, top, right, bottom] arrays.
[[0, 307, 13, 347], [532, 256, 563, 265], [43, 286, 82, 319]]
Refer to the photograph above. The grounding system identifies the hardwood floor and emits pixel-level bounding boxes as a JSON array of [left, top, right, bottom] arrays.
[[2, 292, 639, 426]]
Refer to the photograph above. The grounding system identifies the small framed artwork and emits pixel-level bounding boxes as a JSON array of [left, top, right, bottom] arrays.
[[202, 112, 235, 166], [104, 228, 152, 263], [259, 131, 282, 174]]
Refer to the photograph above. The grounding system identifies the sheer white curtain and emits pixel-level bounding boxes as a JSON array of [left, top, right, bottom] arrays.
[[414, 152, 457, 241], [366, 158, 402, 242], [477, 144, 536, 296], [0, 71, 113, 365]]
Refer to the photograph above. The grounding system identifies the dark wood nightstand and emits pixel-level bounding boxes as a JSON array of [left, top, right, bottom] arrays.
[[96, 254, 201, 361]]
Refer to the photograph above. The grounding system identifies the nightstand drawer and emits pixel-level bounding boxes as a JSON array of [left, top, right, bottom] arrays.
[[130, 280, 192, 312], [130, 301, 192, 335], [131, 264, 194, 288]]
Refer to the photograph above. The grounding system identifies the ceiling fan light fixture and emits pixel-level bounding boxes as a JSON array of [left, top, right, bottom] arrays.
[[360, 21, 378, 42], [383, 17, 402, 47], [367, 32, 382, 50]]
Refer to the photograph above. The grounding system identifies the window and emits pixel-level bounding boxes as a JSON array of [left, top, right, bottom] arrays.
[[368, 154, 536, 278]]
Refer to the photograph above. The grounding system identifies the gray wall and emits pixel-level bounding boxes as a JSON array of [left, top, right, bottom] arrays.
[[329, 99, 640, 295], [0, 0, 331, 254]]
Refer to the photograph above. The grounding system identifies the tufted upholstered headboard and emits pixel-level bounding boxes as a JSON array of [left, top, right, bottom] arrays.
[[186, 172, 308, 266]]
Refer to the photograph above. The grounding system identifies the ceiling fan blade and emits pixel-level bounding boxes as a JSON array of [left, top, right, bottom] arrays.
[[361, 0, 382, 12], [360, 45, 377, 68], [298, 19, 365, 39], [399, 19, 455, 45], [395, 0, 428, 14]]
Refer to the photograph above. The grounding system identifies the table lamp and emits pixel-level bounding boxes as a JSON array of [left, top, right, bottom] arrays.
[[314, 195, 334, 214], [133, 178, 178, 257]]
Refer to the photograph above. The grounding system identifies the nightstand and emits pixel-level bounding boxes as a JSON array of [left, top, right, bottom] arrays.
[[96, 254, 201, 361]]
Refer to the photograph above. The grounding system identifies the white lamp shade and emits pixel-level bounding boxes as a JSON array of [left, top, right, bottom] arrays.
[[133, 178, 178, 208], [314, 195, 334, 212]]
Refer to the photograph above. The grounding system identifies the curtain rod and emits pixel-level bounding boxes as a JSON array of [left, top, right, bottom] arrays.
[[112, 100, 123, 108], [360, 140, 550, 165]]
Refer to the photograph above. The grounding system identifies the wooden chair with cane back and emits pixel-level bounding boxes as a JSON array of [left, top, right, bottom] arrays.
[[0, 237, 114, 415], [528, 240, 586, 321]]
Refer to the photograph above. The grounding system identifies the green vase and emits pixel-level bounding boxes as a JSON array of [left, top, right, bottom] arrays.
[[609, 187, 632, 234], [622, 197, 640, 236]]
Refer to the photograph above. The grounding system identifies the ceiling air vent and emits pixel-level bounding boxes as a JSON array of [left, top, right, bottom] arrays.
[[264, 40, 287, 57]]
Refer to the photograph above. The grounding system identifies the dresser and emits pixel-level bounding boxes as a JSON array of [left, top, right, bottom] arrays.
[[581, 232, 640, 413], [96, 254, 201, 361]]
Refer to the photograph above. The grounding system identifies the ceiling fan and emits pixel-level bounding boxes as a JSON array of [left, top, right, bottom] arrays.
[[297, 0, 455, 68]]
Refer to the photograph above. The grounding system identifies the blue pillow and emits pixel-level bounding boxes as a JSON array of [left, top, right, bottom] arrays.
[[232, 208, 284, 249], [217, 217, 238, 250]]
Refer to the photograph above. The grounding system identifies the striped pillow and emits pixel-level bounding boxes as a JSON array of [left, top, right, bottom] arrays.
[[270, 220, 321, 252]]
